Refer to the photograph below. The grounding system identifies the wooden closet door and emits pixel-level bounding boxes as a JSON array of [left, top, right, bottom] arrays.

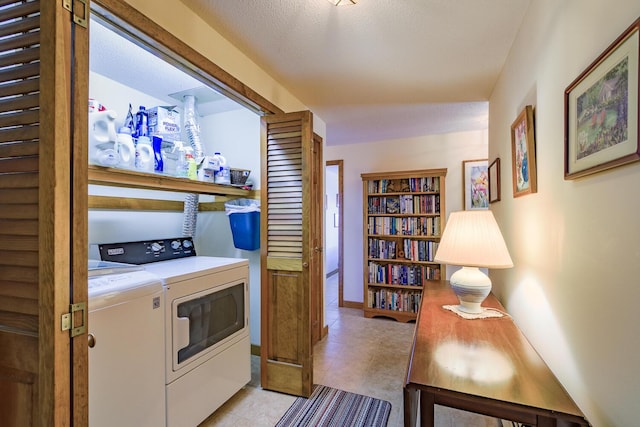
[[0, 1, 88, 425], [260, 111, 317, 397]]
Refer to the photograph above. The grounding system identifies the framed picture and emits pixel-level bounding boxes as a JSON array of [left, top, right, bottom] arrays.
[[564, 18, 640, 180], [462, 159, 488, 210], [511, 105, 537, 197], [489, 157, 501, 203]]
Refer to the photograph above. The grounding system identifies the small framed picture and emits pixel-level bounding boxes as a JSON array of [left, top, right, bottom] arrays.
[[462, 159, 488, 210], [511, 105, 537, 197], [489, 158, 501, 203], [564, 18, 640, 179]]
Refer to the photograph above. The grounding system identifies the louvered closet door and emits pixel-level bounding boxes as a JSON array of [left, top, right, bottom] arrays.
[[260, 111, 314, 397], [0, 1, 88, 426]]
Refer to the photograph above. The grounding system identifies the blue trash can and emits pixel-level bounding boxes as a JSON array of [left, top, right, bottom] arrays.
[[225, 199, 260, 251]]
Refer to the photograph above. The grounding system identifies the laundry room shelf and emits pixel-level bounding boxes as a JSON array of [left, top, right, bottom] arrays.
[[89, 165, 252, 197]]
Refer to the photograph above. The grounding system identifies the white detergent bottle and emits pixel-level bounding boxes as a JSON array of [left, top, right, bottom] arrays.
[[135, 136, 154, 172], [175, 141, 189, 178], [212, 152, 230, 184], [116, 127, 135, 169], [88, 109, 118, 166]]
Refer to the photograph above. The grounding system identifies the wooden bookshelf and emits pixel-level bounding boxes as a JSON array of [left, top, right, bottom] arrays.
[[361, 168, 447, 322]]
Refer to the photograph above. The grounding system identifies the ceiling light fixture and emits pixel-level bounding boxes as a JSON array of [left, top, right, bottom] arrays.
[[328, 0, 356, 5]]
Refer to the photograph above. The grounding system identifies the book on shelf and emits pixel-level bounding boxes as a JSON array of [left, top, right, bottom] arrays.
[[368, 261, 441, 285], [367, 288, 422, 313], [385, 196, 400, 214]]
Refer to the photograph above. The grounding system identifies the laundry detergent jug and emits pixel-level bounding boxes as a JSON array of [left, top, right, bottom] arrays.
[[88, 109, 118, 166], [116, 127, 135, 169]]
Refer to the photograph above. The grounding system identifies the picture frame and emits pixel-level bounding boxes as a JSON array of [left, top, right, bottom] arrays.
[[462, 159, 488, 210], [511, 105, 537, 197], [488, 157, 501, 203], [564, 18, 640, 180]]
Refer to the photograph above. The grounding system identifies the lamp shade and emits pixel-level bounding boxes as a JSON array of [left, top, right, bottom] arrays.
[[434, 210, 513, 269]]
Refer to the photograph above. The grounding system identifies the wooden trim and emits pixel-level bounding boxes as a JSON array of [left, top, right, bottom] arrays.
[[250, 344, 260, 357], [88, 195, 262, 211], [88, 165, 254, 197], [343, 300, 363, 309], [326, 160, 344, 307], [92, 0, 284, 116], [361, 168, 448, 181], [39, 1, 71, 425]]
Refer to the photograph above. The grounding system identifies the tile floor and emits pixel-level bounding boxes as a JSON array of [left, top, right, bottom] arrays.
[[199, 274, 501, 427]]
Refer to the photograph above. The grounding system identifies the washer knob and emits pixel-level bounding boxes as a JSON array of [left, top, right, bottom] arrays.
[[171, 240, 181, 250], [151, 242, 163, 252]]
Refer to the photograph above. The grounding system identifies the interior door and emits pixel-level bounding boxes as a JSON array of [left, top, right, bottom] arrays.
[[0, 1, 89, 426], [260, 111, 318, 397]]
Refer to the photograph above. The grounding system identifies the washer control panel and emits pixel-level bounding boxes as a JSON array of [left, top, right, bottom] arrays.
[[98, 237, 196, 264]]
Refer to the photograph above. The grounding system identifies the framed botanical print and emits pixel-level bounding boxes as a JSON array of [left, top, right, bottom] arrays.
[[564, 18, 640, 179], [463, 159, 489, 210], [511, 105, 537, 197], [489, 157, 501, 203]]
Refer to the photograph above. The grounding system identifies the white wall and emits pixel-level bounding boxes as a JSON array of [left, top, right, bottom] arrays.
[[324, 165, 339, 274], [489, 1, 640, 426], [325, 130, 487, 303]]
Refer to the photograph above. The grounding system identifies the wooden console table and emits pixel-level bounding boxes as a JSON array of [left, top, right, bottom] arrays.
[[403, 280, 590, 427]]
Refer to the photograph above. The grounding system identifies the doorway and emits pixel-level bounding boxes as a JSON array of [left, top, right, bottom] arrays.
[[324, 160, 344, 332]]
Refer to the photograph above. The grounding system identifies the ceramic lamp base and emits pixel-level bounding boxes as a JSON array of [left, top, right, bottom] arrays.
[[449, 266, 491, 314]]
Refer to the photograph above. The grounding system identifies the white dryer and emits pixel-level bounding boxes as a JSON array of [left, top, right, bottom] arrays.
[[88, 262, 166, 427]]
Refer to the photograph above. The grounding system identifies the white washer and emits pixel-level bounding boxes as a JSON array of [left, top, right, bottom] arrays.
[[88, 264, 166, 427]]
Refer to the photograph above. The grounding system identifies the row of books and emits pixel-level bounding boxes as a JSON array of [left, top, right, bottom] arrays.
[[368, 261, 441, 285], [367, 216, 441, 237], [366, 288, 422, 313], [368, 238, 439, 262], [367, 194, 440, 214], [367, 177, 440, 194]]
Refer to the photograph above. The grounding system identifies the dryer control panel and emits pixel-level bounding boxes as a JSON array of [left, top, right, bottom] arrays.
[[99, 237, 196, 264]]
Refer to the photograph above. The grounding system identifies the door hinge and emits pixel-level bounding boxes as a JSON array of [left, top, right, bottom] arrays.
[[63, 0, 88, 28], [62, 302, 87, 337]]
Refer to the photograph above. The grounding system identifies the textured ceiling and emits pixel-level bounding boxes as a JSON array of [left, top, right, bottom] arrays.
[[178, 0, 530, 145]]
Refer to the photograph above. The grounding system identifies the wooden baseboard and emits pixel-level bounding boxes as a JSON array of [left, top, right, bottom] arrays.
[[250, 344, 260, 356], [343, 300, 363, 309]]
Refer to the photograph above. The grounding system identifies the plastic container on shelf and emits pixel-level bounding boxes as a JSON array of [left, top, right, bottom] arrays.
[[185, 148, 198, 180], [135, 136, 154, 172], [133, 105, 148, 138], [152, 135, 163, 172], [88, 109, 119, 166], [224, 199, 260, 251], [212, 152, 230, 184], [116, 127, 135, 169]]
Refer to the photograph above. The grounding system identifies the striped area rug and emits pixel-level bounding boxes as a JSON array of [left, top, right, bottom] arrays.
[[275, 384, 391, 427]]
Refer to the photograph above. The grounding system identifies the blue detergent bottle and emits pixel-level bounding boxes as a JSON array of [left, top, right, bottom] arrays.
[[152, 135, 163, 172], [134, 105, 148, 138]]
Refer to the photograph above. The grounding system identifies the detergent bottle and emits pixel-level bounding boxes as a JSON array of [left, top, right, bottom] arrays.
[[135, 136, 154, 172], [88, 109, 119, 166], [116, 127, 135, 169]]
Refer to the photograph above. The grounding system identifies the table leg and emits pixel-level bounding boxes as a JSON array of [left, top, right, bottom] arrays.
[[403, 387, 418, 427], [420, 390, 435, 427]]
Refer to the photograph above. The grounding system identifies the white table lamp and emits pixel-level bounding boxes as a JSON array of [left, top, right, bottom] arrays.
[[434, 210, 513, 314]]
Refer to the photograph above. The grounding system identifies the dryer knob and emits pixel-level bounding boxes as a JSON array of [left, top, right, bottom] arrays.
[[183, 240, 192, 248], [171, 240, 181, 250], [151, 242, 163, 252]]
